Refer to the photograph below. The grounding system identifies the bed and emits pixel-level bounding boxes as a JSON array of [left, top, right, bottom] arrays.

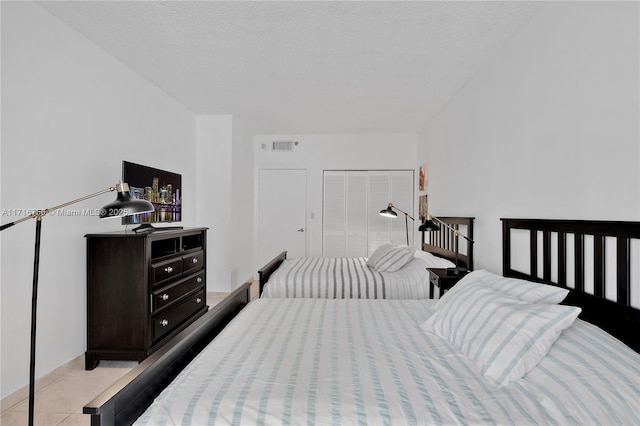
[[84, 218, 640, 426], [259, 216, 474, 298]]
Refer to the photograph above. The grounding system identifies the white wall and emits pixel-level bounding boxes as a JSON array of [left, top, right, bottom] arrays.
[[1, 2, 196, 399], [231, 119, 256, 287], [196, 116, 232, 292], [254, 134, 418, 262], [418, 1, 639, 274], [196, 116, 255, 292]]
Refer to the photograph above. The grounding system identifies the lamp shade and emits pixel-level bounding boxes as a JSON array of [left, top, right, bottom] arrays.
[[99, 182, 154, 219], [418, 219, 441, 231], [379, 204, 398, 218]]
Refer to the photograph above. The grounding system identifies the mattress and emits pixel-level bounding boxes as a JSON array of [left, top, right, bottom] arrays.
[[134, 298, 640, 425], [261, 257, 434, 299]]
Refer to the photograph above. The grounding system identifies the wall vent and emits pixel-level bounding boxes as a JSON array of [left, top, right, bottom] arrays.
[[272, 140, 294, 151]]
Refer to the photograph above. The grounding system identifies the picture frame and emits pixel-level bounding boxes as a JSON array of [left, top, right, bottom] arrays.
[[419, 194, 428, 221], [419, 164, 427, 191]]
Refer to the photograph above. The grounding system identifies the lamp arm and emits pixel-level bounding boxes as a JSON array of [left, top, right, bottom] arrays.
[[0, 186, 116, 232], [428, 214, 474, 243], [389, 203, 415, 221]]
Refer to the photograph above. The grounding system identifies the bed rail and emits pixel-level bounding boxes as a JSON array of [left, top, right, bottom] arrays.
[[83, 281, 252, 426], [258, 251, 287, 296]]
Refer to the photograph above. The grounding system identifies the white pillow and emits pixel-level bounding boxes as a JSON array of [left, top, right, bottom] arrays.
[[444, 270, 569, 305], [370, 245, 416, 272], [413, 250, 456, 269], [366, 243, 396, 267], [422, 284, 581, 386]]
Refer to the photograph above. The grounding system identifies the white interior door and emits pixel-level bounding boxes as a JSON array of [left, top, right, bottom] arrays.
[[258, 169, 307, 265]]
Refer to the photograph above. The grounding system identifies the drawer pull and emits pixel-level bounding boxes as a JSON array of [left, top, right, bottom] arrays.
[[197, 277, 202, 283], [161, 293, 169, 301], [196, 297, 202, 304], [164, 266, 173, 273], [192, 258, 198, 264], [160, 319, 169, 327]]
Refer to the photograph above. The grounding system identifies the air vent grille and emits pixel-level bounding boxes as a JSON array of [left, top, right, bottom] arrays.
[[272, 141, 294, 151]]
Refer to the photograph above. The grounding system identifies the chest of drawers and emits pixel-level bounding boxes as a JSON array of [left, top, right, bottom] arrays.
[[85, 228, 208, 370]]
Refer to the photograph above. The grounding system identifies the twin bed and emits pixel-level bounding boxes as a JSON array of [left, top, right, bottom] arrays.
[[258, 217, 473, 299], [84, 217, 640, 425]]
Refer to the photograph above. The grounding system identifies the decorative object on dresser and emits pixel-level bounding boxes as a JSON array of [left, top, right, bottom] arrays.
[[419, 213, 474, 275], [428, 267, 469, 298], [121, 161, 183, 233], [0, 181, 153, 426], [85, 227, 208, 370], [379, 202, 415, 245]]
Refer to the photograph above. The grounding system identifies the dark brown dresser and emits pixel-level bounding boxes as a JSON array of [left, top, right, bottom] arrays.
[[85, 227, 208, 370]]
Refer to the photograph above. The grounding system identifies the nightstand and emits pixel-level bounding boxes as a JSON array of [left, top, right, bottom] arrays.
[[428, 268, 469, 298]]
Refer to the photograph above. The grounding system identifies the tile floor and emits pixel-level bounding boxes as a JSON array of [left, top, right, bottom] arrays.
[[0, 292, 231, 426]]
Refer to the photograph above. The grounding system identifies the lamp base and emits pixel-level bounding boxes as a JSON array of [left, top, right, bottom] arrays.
[[446, 267, 464, 276], [133, 224, 184, 234], [133, 223, 157, 233]]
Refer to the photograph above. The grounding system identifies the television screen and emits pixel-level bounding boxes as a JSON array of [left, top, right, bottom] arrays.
[[122, 161, 182, 228]]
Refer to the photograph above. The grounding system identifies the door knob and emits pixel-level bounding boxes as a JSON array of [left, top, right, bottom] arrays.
[[297, 228, 305, 232]]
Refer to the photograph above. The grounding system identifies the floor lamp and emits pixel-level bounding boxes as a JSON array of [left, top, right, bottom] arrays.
[[419, 214, 474, 275], [0, 182, 153, 426], [379, 202, 415, 245]]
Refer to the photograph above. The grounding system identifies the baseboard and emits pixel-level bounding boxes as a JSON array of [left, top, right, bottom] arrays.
[[0, 354, 84, 412]]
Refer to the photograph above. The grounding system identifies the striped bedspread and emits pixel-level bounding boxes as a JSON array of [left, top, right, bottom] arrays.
[[261, 257, 432, 299], [135, 298, 640, 426]]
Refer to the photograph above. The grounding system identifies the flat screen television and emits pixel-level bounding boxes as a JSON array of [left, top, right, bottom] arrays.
[[122, 161, 182, 231]]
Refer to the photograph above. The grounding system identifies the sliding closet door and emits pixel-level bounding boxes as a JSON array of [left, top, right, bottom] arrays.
[[345, 172, 368, 257], [323, 171, 346, 257], [367, 171, 391, 253], [389, 171, 414, 246], [323, 170, 414, 257]]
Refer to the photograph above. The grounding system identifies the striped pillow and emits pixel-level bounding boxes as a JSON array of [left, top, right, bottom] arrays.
[[366, 243, 396, 268], [370, 245, 416, 272], [436, 270, 569, 308], [422, 285, 581, 386]]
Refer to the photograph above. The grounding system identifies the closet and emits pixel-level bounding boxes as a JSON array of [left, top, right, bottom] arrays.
[[323, 170, 414, 257]]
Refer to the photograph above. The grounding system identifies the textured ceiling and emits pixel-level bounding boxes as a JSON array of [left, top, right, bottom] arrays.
[[38, 1, 541, 134]]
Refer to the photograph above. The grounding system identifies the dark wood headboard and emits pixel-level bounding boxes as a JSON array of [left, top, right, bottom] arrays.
[[421, 216, 474, 270], [502, 218, 640, 353]]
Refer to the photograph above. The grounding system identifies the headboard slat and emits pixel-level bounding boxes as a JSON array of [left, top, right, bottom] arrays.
[[594, 235, 605, 298], [575, 234, 584, 292], [557, 232, 567, 287], [542, 231, 551, 282], [530, 229, 537, 277], [617, 237, 630, 305]]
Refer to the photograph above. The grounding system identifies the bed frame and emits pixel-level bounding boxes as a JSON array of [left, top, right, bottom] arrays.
[[258, 217, 476, 296], [502, 218, 640, 353], [258, 250, 288, 296], [83, 282, 251, 426]]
